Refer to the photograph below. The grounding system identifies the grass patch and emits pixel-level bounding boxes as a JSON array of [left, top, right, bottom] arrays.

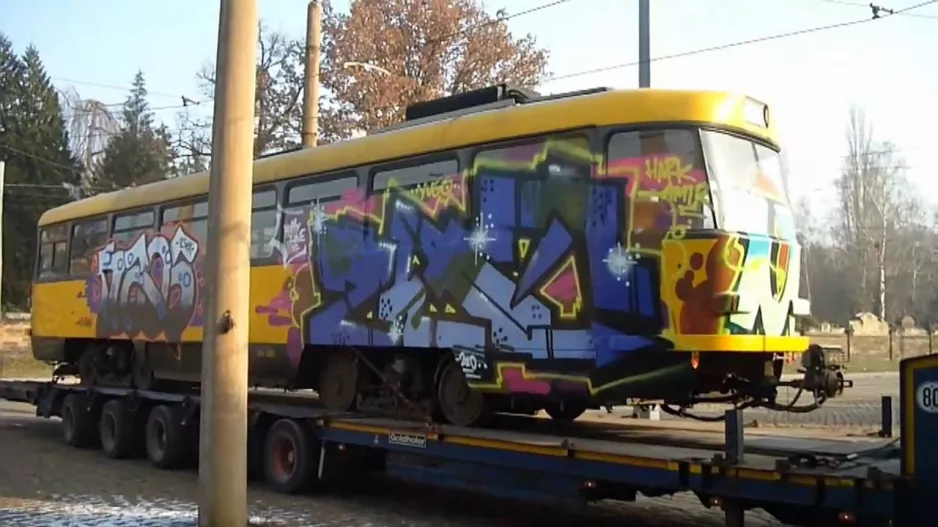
[[840, 355, 903, 373], [0, 351, 52, 379]]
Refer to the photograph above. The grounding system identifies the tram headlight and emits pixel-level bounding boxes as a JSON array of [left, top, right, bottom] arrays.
[[743, 97, 770, 128]]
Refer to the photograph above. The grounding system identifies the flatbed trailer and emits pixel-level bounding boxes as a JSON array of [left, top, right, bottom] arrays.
[[2, 355, 936, 527]]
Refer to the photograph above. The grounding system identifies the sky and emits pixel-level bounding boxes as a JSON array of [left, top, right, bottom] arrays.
[[2, 0, 937, 215]]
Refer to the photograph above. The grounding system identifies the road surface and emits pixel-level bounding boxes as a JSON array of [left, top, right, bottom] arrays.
[[0, 373, 897, 526], [0, 398, 794, 527], [594, 372, 899, 433]]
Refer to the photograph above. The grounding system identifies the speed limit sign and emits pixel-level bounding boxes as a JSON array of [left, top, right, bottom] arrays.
[[916, 381, 938, 414]]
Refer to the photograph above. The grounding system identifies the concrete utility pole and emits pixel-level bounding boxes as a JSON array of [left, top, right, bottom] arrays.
[[301, 0, 323, 147], [638, 0, 651, 88], [198, 0, 258, 525]]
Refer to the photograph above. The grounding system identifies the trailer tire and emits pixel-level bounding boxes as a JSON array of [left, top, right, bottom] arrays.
[[145, 404, 188, 470], [263, 418, 318, 494], [62, 393, 99, 448], [99, 399, 138, 459]]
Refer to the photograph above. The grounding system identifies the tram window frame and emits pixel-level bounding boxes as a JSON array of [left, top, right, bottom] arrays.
[[68, 216, 109, 276], [251, 186, 280, 263], [160, 197, 210, 247], [37, 224, 69, 279], [605, 127, 718, 232], [469, 132, 592, 181], [469, 132, 592, 231], [280, 173, 361, 248], [370, 157, 459, 193], [286, 172, 359, 206], [112, 209, 156, 247]]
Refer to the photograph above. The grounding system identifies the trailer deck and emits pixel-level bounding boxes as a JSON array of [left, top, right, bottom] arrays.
[[2, 355, 936, 527]]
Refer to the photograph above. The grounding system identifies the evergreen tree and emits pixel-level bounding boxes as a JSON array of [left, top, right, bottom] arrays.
[[0, 38, 80, 309], [97, 71, 174, 189], [0, 35, 22, 137]]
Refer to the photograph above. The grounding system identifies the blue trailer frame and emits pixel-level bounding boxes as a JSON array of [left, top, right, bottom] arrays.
[[1, 354, 935, 527]]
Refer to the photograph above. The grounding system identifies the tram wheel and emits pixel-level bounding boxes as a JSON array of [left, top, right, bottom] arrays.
[[317, 349, 360, 412], [544, 401, 587, 422], [61, 393, 99, 448], [144, 404, 188, 470], [77, 351, 98, 387], [99, 399, 139, 459], [436, 359, 491, 427], [263, 418, 317, 494], [131, 346, 154, 391]]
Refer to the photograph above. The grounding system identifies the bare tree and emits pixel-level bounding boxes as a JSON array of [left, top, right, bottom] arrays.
[[57, 86, 119, 195], [177, 22, 305, 162], [320, 0, 550, 141], [835, 105, 923, 321]]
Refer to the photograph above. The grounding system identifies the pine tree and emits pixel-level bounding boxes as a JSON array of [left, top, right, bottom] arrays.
[[0, 35, 22, 137], [97, 71, 174, 189], [0, 38, 80, 309]]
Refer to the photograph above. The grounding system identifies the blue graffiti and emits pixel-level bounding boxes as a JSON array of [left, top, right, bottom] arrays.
[[300, 144, 663, 370]]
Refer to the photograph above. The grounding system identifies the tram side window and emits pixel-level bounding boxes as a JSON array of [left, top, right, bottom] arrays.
[[472, 134, 591, 229], [161, 199, 209, 244], [284, 175, 359, 248], [69, 217, 109, 276], [37, 224, 69, 278], [112, 209, 156, 247], [288, 173, 358, 206], [251, 188, 278, 261], [606, 129, 715, 236], [372, 159, 459, 192]]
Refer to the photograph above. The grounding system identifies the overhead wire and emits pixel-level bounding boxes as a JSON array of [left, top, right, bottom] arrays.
[[8, 0, 934, 180], [545, 0, 938, 83], [49, 0, 581, 118], [60, 0, 938, 143], [50, 77, 192, 101], [815, 0, 938, 19]]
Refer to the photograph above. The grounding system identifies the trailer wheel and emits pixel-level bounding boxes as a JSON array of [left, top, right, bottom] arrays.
[[263, 418, 317, 494], [61, 393, 99, 448], [544, 401, 587, 422], [99, 399, 138, 459], [145, 405, 188, 469]]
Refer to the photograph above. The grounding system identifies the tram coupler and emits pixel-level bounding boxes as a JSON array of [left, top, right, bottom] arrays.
[[794, 344, 852, 399]]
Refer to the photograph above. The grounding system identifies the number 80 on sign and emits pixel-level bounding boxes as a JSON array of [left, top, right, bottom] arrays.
[[916, 381, 938, 413]]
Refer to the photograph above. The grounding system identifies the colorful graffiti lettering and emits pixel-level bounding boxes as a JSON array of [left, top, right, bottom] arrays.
[[86, 226, 204, 340], [254, 135, 669, 395], [73, 129, 806, 397], [268, 205, 310, 268]]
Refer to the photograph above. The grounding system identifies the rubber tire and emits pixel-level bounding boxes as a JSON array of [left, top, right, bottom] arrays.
[[544, 401, 587, 422], [263, 418, 317, 494], [99, 399, 139, 459], [145, 404, 189, 470], [61, 393, 99, 448]]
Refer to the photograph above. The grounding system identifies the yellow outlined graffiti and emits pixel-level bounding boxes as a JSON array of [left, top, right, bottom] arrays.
[[467, 360, 689, 396], [265, 133, 804, 396], [538, 255, 584, 319]]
